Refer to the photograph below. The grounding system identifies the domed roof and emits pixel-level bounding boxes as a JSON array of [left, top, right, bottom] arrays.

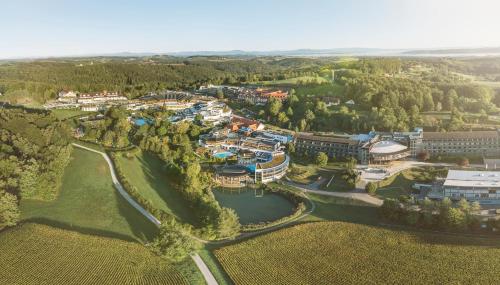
[[370, 140, 407, 154]]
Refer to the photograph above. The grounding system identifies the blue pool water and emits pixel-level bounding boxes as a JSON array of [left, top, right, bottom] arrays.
[[133, 118, 152, 126], [213, 152, 234, 159], [246, 164, 256, 173]]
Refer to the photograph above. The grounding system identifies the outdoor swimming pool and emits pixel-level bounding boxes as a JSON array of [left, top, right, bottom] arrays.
[[213, 151, 234, 159], [213, 188, 295, 224], [133, 118, 152, 126]]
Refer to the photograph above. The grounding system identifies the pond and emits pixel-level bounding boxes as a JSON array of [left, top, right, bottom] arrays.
[[213, 188, 295, 224]]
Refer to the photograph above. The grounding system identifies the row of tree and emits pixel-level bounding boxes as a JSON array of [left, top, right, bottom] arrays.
[[379, 197, 482, 231]]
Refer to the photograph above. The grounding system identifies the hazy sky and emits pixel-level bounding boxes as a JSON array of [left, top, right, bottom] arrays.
[[1, 0, 500, 58]]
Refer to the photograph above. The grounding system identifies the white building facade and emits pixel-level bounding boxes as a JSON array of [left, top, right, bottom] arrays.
[[443, 170, 500, 202]]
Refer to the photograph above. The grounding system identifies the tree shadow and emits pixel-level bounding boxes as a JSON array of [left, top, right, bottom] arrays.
[[134, 152, 199, 226], [22, 217, 140, 243], [378, 224, 500, 248], [113, 187, 159, 243]]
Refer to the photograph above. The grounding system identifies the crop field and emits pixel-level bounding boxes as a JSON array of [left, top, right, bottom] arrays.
[[21, 147, 158, 242], [0, 224, 186, 285], [214, 222, 500, 285]]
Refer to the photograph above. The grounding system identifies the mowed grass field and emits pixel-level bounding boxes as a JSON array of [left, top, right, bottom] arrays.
[[51, 109, 90, 120], [260, 75, 330, 85], [114, 150, 199, 225], [214, 222, 500, 285], [0, 223, 186, 285], [20, 147, 158, 242]]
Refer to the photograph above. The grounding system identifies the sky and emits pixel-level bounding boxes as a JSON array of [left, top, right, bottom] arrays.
[[1, 0, 500, 59]]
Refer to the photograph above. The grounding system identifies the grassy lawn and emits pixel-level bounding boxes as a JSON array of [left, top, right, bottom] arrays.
[[287, 163, 323, 184], [214, 221, 500, 285], [375, 170, 414, 199], [260, 76, 330, 85], [51, 109, 90, 120], [321, 171, 354, 192], [0, 223, 189, 285], [20, 147, 158, 242], [295, 82, 344, 97], [198, 249, 233, 285], [302, 194, 378, 225], [375, 167, 446, 199], [114, 150, 199, 226]]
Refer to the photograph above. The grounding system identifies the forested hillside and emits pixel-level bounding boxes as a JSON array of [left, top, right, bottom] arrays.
[[0, 57, 318, 105], [248, 57, 500, 133], [0, 107, 72, 200]]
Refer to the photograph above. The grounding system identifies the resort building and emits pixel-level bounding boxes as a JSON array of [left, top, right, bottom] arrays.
[[443, 170, 500, 202], [77, 91, 128, 104], [296, 128, 500, 165], [214, 165, 251, 188], [369, 140, 411, 164], [235, 87, 288, 105], [294, 133, 374, 164], [57, 91, 78, 103], [255, 131, 294, 144], [484, 159, 500, 170], [254, 154, 290, 183], [227, 116, 265, 132], [418, 130, 500, 157]]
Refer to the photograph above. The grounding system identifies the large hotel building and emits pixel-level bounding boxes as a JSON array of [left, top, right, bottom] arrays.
[[295, 129, 500, 165]]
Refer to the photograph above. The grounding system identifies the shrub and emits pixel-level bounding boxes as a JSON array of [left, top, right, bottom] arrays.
[[365, 182, 378, 194]]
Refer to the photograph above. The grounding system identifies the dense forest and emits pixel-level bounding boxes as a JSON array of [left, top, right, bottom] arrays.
[[247, 57, 500, 133], [0, 107, 72, 229], [1, 56, 499, 133], [0, 56, 317, 104]]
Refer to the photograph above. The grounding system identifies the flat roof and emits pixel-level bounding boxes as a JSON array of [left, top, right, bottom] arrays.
[[296, 133, 358, 145], [444, 170, 500, 188], [423, 131, 499, 140], [370, 140, 408, 154]]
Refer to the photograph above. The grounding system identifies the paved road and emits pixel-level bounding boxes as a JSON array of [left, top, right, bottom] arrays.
[[72, 143, 218, 285], [191, 254, 218, 285], [284, 179, 383, 207]]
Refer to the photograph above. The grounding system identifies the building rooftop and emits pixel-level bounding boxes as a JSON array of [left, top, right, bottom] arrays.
[[444, 170, 500, 188], [423, 131, 499, 140], [296, 133, 359, 145], [216, 165, 248, 177], [256, 154, 286, 170], [370, 140, 408, 154]]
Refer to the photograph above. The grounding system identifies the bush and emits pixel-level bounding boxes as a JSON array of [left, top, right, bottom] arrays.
[[457, 157, 469, 167], [315, 152, 328, 167], [150, 219, 201, 262], [365, 182, 378, 194], [0, 190, 20, 229]]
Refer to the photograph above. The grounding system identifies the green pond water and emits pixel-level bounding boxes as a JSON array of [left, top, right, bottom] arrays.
[[213, 188, 295, 224]]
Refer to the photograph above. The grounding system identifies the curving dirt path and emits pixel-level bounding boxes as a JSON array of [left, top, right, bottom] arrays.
[[72, 143, 218, 285]]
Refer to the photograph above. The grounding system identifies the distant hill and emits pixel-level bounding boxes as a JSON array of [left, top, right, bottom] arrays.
[[403, 47, 500, 55]]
